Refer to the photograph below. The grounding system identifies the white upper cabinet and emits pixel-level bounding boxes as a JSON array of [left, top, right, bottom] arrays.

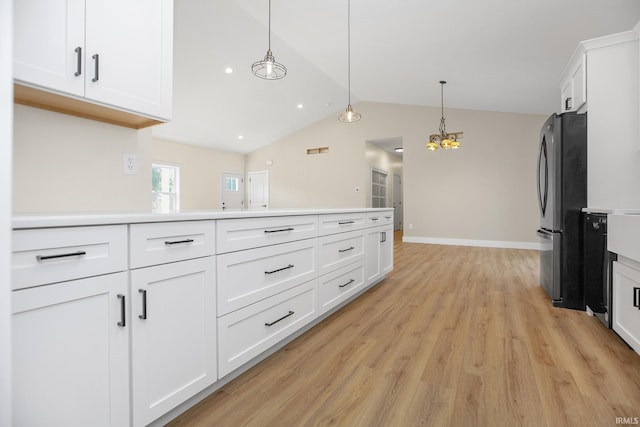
[[559, 51, 586, 113], [13, 0, 173, 126]]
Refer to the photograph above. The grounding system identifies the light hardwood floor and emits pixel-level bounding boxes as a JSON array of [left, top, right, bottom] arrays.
[[169, 232, 640, 427]]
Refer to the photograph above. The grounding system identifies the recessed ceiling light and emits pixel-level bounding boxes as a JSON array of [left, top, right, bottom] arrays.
[[237, 135, 244, 140], [225, 67, 233, 74], [297, 104, 304, 109], [395, 147, 403, 153]]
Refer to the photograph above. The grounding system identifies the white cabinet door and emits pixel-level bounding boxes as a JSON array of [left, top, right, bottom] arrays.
[[559, 52, 586, 113], [612, 261, 640, 356], [365, 224, 394, 286], [12, 272, 129, 427], [130, 257, 216, 427], [85, 0, 173, 119], [13, 0, 85, 96]]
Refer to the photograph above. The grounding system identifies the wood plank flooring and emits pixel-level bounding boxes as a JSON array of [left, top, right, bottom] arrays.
[[168, 232, 640, 427]]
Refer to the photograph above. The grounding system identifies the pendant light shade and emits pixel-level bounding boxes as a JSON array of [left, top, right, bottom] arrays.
[[339, 0, 361, 123], [427, 81, 463, 150], [252, 0, 286, 80]]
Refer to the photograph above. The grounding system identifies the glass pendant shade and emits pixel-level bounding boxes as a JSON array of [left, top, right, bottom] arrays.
[[252, 0, 286, 80], [426, 141, 438, 151], [339, 104, 361, 123]]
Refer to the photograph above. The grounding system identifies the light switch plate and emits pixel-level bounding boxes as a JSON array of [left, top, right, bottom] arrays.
[[123, 153, 138, 175]]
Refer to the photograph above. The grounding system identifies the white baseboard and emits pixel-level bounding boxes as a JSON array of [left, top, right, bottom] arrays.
[[402, 235, 540, 250]]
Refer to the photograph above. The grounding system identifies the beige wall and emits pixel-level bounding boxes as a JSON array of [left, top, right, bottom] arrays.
[[13, 105, 151, 212], [248, 101, 546, 246], [152, 137, 244, 210], [13, 105, 245, 213]]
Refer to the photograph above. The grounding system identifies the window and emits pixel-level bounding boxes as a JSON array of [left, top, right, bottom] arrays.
[[152, 163, 180, 212], [225, 176, 239, 192], [371, 168, 388, 208]]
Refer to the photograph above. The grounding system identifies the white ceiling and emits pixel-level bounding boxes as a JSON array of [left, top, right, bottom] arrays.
[[152, 0, 640, 154]]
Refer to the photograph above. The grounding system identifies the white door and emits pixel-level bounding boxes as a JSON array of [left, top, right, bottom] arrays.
[[248, 171, 269, 210], [393, 174, 402, 230], [221, 172, 244, 210]]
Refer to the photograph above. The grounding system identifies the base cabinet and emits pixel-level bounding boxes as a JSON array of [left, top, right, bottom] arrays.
[[365, 224, 394, 285], [612, 261, 640, 355], [12, 272, 130, 427], [130, 257, 217, 427]]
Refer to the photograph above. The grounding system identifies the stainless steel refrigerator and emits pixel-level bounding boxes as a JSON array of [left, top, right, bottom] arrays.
[[536, 112, 587, 309]]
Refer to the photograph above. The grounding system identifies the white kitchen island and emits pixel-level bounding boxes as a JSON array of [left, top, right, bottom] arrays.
[[11, 208, 393, 427]]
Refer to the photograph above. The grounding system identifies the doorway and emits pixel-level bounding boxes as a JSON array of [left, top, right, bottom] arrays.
[[393, 174, 403, 230], [248, 170, 269, 210], [221, 171, 244, 210]]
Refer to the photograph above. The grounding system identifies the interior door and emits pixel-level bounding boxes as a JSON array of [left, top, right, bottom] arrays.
[[248, 171, 269, 210], [392, 174, 402, 230], [221, 172, 244, 210]]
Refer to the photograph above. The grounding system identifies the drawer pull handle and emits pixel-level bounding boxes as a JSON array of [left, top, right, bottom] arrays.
[[139, 289, 147, 320], [339, 279, 355, 288], [338, 220, 355, 225], [264, 227, 294, 234], [265, 264, 294, 275], [36, 250, 86, 261], [164, 239, 194, 245], [370, 217, 380, 221], [384, 216, 392, 220], [117, 294, 126, 327], [265, 310, 294, 327], [339, 246, 355, 253], [634, 287, 640, 309]]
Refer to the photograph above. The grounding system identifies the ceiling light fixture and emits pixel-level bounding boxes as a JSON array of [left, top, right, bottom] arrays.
[[338, 0, 361, 123], [395, 147, 403, 153], [426, 81, 463, 151], [251, 0, 286, 80]]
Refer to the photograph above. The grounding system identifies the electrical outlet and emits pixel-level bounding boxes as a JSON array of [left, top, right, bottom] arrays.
[[123, 153, 138, 175], [408, 223, 413, 230]]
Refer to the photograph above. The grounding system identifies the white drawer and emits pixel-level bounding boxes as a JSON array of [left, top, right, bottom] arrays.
[[318, 212, 367, 236], [366, 211, 393, 227], [318, 230, 365, 276], [216, 215, 318, 254], [319, 261, 365, 315], [609, 214, 640, 263], [217, 279, 318, 378], [129, 221, 215, 269], [217, 239, 318, 315], [12, 225, 128, 290]]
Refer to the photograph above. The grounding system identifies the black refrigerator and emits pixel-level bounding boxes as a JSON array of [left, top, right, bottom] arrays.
[[536, 112, 587, 309]]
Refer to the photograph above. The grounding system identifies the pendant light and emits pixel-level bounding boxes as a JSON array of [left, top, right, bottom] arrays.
[[252, 0, 286, 80], [427, 81, 463, 151], [338, 0, 361, 123]]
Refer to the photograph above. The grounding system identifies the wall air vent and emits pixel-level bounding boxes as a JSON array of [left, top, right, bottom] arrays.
[[306, 147, 329, 155]]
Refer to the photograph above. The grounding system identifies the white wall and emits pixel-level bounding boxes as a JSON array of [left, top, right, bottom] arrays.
[[247, 101, 545, 247], [1, 0, 12, 424], [152, 138, 245, 210]]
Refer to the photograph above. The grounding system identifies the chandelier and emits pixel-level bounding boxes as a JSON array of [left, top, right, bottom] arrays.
[[251, 0, 287, 80], [426, 81, 462, 150]]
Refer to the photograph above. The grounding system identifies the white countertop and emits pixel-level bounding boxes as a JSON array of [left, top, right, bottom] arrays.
[[582, 207, 640, 214], [12, 208, 394, 229]]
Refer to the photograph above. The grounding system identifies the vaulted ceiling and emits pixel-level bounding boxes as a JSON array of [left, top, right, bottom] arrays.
[[152, 0, 640, 154]]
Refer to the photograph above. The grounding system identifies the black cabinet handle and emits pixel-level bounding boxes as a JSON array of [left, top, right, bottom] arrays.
[[36, 251, 86, 261], [265, 311, 294, 327], [139, 289, 147, 320], [338, 220, 355, 225], [380, 231, 387, 243], [565, 97, 572, 111], [339, 246, 355, 253], [265, 264, 294, 275], [370, 217, 379, 221], [339, 279, 355, 288], [264, 228, 294, 234], [634, 287, 640, 309], [74, 47, 82, 76], [117, 294, 126, 327], [164, 239, 194, 245], [92, 54, 99, 82]]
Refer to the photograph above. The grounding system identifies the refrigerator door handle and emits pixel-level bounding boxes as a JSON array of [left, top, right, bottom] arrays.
[[537, 229, 552, 238]]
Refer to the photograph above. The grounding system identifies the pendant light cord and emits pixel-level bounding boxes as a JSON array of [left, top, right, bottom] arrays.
[[268, 0, 272, 51], [439, 81, 447, 135], [347, 0, 352, 104]]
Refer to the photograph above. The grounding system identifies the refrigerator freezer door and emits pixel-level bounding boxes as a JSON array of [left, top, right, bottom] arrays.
[[538, 228, 561, 301]]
